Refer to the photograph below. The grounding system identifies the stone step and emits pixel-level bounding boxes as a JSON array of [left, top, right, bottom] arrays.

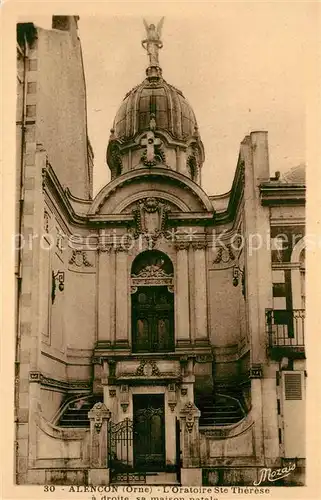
[[201, 408, 242, 414]]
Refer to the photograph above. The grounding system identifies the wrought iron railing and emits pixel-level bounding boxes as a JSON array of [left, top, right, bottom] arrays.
[[266, 309, 305, 350]]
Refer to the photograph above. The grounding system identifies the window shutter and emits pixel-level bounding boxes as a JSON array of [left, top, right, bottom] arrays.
[[284, 373, 302, 400]]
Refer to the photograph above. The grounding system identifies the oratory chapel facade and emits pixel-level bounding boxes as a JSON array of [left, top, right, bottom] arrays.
[[15, 16, 306, 486]]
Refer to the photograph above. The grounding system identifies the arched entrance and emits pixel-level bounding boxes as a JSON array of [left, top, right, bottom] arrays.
[[131, 250, 174, 353]]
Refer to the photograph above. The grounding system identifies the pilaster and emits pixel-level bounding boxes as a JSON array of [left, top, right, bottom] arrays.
[[175, 242, 190, 346], [192, 242, 208, 344], [115, 247, 129, 347], [97, 239, 112, 343]]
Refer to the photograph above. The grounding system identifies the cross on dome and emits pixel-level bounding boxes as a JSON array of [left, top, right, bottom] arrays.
[[141, 131, 161, 166]]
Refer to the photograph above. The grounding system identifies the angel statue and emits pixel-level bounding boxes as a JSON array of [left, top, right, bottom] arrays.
[[142, 17, 165, 67]]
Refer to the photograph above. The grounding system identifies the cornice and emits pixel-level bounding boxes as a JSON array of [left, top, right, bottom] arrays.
[[212, 156, 245, 225], [42, 162, 88, 226], [260, 183, 306, 206]]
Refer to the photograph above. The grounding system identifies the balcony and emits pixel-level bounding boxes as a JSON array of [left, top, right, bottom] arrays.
[[266, 309, 305, 359]]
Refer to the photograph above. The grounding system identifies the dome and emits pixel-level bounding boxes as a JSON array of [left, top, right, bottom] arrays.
[[282, 164, 306, 184], [107, 20, 205, 184], [113, 76, 198, 142]]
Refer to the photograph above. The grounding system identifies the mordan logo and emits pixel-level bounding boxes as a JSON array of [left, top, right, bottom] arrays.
[[254, 462, 296, 486]]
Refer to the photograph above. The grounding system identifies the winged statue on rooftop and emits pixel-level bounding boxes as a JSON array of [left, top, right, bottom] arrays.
[[142, 17, 165, 67]]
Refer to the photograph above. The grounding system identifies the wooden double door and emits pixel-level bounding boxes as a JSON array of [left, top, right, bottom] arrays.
[[132, 286, 174, 353]]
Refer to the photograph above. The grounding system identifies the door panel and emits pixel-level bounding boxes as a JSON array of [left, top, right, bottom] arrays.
[[132, 286, 174, 352], [133, 395, 165, 470]]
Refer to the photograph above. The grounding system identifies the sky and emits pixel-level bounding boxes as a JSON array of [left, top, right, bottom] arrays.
[[18, 2, 317, 196]]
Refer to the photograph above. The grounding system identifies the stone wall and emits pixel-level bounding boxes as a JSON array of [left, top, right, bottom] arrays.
[[35, 23, 91, 199]]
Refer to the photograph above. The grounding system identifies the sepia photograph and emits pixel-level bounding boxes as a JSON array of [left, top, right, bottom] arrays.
[[5, 0, 320, 494]]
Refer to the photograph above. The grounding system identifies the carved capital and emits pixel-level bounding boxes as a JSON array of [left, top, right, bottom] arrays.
[[98, 243, 113, 253], [194, 354, 213, 363], [88, 402, 111, 433], [191, 241, 208, 251], [174, 241, 190, 251]]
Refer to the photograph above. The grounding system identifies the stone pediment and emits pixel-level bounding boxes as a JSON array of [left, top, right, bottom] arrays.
[[88, 168, 214, 216]]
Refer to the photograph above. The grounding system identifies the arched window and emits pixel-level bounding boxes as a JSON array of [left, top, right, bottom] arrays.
[[131, 251, 174, 353]]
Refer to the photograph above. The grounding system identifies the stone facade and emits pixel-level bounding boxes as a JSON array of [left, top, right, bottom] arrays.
[[15, 16, 306, 486]]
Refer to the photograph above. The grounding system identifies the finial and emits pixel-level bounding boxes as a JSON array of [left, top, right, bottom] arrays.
[[142, 17, 165, 68]]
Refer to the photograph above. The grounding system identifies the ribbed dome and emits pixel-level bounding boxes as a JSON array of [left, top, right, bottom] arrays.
[[113, 76, 198, 142], [282, 164, 306, 184]]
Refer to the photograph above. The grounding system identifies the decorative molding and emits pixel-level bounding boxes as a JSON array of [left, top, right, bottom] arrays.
[[179, 401, 200, 433], [56, 229, 64, 252], [191, 241, 208, 251], [89, 168, 214, 216], [249, 364, 263, 379], [195, 354, 213, 363], [28, 371, 91, 391], [181, 388, 188, 396], [98, 243, 113, 253], [69, 249, 93, 268], [131, 262, 173, 288], [109, 389, 116, 398], [168, 402, 177, 412], [116, 359, 180, 381], [140, 127, 164, 167], [88, 402, 111, 433], [131, 197, 170, 243], [120, 384, 129, 413], [92, 357, 102, 365], [44, 211, 50, 232], [121, 403, 129, 413], [174, 241, 190, 251], [260, 183, 305, 206], [213, 244, 236, 264], [136, 359, 160, 377]]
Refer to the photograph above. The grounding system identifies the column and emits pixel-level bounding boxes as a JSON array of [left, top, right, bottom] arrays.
[[175, 243, 190, 347], [97, 242, 112, 344], [193, 242, 208, 344], [115, 247, 129, 347]]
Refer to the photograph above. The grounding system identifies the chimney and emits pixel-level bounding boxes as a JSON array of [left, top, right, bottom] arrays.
[[52, 16, 79, 40]]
